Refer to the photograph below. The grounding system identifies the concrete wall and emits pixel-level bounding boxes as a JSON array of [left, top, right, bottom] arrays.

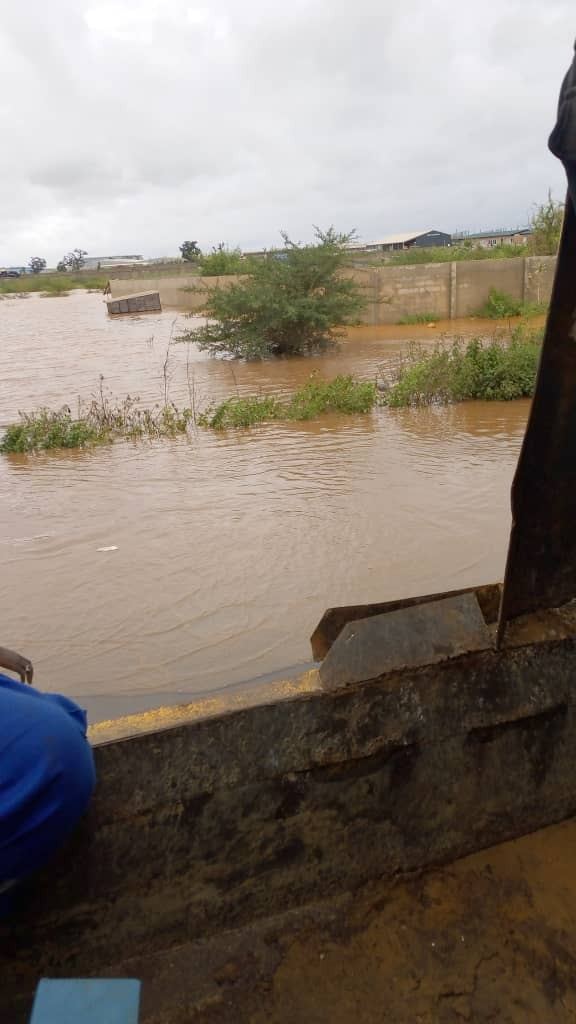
[[109, 256, 556, 324], [3, 590, 576, 1019], [108, 274, 244, 312], [110, 262, 197, 279], [368, 263, 452, 322]]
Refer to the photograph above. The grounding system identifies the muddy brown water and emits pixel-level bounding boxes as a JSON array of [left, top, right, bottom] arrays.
[[0, 292, 533, 721]]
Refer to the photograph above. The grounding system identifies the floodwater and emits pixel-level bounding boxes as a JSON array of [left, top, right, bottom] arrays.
[[0, 291, 531, 721]]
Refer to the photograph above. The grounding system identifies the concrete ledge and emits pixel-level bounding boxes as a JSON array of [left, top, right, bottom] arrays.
[[3, 599, 576, 1013]]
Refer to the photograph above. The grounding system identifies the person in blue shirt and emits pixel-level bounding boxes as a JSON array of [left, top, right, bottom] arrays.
[[0, 646, 95, 915]]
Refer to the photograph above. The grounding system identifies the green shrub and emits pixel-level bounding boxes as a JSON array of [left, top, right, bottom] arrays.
[[476, 288, 523, 318], [199, 375, 379, 430], [178, 228, 367, 358], [0, 409, 103, 453], [518, 300, 549, 317], [476, 288, 549, 320], [384, 328, 542, 407], [199, 246, 247, 277], [198, 395, 283, 430], [286, 375, 377, 419]]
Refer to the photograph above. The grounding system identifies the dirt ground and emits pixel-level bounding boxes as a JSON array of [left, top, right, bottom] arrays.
[[116, 817, 576, 1023]]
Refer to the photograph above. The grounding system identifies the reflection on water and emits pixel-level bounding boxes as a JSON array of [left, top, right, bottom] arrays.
[[0, 292, 529, 718]]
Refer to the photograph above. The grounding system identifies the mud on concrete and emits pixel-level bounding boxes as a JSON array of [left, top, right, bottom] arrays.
[[113, 817, 576, 1023]]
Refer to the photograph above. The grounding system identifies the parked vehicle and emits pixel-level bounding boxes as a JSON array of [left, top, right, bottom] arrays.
[[0, 269, 21, 279]]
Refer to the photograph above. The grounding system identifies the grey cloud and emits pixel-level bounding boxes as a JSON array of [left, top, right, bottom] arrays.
[[0, 0, 572, 264]]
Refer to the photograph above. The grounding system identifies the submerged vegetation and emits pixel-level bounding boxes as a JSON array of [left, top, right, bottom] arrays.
[[397, 312, 439, 325], [199, 375, 378, 430], [0, 376, 379, 451], [0, 409, 102, 452], [0, 381, 193, 454], [1, 327, 543, 452], [201, 330, 542, 428], [0, 273, 107, 297], [383, 328, 542, 407]]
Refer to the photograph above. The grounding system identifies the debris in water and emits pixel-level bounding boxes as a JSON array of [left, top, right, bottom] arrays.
[[97, 546, 118, 552]]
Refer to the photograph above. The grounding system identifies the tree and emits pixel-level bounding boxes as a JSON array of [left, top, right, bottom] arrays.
[[29, 256, 47, 274], [179, 240, 201, 261], [57, 250, 86, 272], [529, 191, 564, 255], [66, 248, 88, 271], [178, 227, 366, 358], [199, 243, 245, 276]]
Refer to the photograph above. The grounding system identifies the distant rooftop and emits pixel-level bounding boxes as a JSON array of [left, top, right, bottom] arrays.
[[452, 227, 531, 240], [345, 231, 436, 250]]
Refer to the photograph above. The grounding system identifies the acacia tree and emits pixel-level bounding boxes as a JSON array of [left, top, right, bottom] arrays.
[[529, 191, 564, 255], [58, 249, 88, 271], [67, 248, 88, 271], [179, 240, 201, 261], [179, 228, 366, 358], [29, 256, 47, 274]]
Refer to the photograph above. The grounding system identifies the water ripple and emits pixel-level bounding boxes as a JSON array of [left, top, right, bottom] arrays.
[[0, 293, 527, 712]]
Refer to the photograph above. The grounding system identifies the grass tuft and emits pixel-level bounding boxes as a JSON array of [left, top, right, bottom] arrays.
[[198, 375, 379, 430], [397, 312, 439, 325]]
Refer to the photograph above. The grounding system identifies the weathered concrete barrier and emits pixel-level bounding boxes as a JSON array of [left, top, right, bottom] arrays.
[[107, 255, 556, 324], [106, 291, 161, 315], [2, 585, 576, 1019]]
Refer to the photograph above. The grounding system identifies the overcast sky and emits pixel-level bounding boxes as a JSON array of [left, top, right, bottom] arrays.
[[1, 0, 573, 265]]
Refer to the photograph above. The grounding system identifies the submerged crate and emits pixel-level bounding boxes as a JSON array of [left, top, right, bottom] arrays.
[[106, 291, 161, 315]]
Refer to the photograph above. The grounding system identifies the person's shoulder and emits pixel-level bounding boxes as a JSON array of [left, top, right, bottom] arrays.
[[549, 43, 576, 162]]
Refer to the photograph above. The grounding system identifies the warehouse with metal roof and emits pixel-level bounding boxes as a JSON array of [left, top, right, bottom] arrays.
[[345, 230, 451, 252]]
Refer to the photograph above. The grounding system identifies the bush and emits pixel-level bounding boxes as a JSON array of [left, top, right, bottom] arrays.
[[476, 288, 523, 318], [199, 245, 246, 276], [199, 375, 379, 430], [0, 409, 102, 453], [476, 287, 549, 319], [529, 192, 563, 256], [384, 328, 542, 407], [178, 227, 367, 358], [199, 395, 283, 430], [286, 375, 377, 419]]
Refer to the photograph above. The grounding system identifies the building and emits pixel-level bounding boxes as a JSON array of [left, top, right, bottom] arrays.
[[345, 230, 451, 253], [82, 255, 145, 270], [451, 228, 531, 249]]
